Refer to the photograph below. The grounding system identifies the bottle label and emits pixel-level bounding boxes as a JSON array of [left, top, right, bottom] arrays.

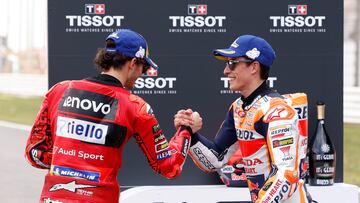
[[315, 166, 335, 178], [310, 159, 335, 185], [315, 154, 334, 161], [314, 178, 334, 186]]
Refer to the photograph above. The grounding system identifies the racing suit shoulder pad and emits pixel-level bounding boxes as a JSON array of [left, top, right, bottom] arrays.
[[129, 94, 155, 118], [262, 98, 296, 123], [47, 80, 71, 93]]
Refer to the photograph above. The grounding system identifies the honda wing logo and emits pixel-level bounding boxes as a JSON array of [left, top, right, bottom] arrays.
[[49, 180, 96, 192]]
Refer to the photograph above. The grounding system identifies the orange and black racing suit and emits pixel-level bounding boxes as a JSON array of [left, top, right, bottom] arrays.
[[25, 74, 192, 203], [189, 82, 313, 203]]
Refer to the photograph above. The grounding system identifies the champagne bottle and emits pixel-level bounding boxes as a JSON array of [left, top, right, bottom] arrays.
[[308, 101, 336, 186]]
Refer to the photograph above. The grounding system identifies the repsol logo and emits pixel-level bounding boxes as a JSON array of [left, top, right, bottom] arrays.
[[236, 129, 255, 140], [56, 116, 108, 145], [65, 15, 124, 27], [63, 96, 111, 115], [59, 88, 117, 120], [270, 181, 290, 203], [271, 127, 290, 135], [270, 125, 292, 138], [261, 180, 290, 203]]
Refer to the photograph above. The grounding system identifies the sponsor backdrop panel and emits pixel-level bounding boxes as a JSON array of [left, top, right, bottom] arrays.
[[48, 0, 343, 185]]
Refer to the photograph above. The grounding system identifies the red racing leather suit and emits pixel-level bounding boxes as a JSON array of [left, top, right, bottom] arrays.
[[189, 82, 313, 203], [25, 74, 192, 203]]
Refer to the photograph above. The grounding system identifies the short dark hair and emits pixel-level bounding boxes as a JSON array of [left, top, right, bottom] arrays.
[[94, 40, 133, 71], [259, 64, 270, 80], [243, 56, 270, 80]]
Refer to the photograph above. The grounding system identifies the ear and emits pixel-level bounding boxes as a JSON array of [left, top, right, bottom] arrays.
[[128, 58, 137, 71], [251, 61, 261, 75]]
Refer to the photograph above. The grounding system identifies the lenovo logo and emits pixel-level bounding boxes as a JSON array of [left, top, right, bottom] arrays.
[[58, 88, 118, 120], [63, 96, 111, 115]]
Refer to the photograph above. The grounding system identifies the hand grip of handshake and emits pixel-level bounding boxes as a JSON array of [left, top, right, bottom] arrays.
[[190, 111, 202, 133]]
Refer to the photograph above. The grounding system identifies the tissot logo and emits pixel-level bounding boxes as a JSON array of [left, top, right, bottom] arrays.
[[288, 5, 307, 15], [145, 67, 158, 77], [85, 4, 105, 14], [169, 4, 227, 33], [132, 69, 177, 95], [135, 78, 176, 89], [188, 4, 207, 15], [65, 3, 124, 33], [269, 4, 326, 33], [220, 77, 277, 94]]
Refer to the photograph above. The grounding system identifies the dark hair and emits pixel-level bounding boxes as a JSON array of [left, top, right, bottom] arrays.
[[94, 40, 133, 71], [243, 56, 269, 80], [259, 64, 270, 80]]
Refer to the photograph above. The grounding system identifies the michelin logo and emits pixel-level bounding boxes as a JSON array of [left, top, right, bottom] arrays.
[[56, 116, 108, 145], [53, 166, 100, 182]]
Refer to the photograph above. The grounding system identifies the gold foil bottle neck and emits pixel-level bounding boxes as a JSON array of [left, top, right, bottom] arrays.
[[317, 104, 325, 120]]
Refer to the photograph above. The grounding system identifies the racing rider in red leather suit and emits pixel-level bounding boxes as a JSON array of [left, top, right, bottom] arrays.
[[25, 29, 201, 203]]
